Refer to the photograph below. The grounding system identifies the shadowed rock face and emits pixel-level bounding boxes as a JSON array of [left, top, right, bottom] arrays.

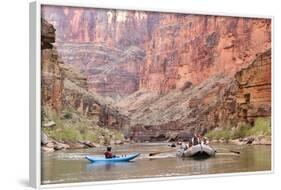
[[55, 42, 145, 98], [41, 19, 129, 129], [41, 19, 64, 111], [235, 49, 271, 120], [41, 19, 56, 49]]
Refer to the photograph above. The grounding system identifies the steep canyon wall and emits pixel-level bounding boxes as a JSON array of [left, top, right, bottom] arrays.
[[119, 50, 271, 141], [141, 15, 271, 93], [41, 6, 272, 141], [42, 6, 271, 98], [42, 6, 161, 98], [41, 19, 129, 129]]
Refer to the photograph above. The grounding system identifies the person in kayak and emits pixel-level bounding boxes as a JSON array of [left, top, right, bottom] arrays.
[[104, 146, 116, 159]]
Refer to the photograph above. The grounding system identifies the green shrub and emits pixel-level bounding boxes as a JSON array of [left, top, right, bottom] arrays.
[[42, 106, 125, 144], [206, 128, 232, 140], [249, 117, 271, 136], [232, 122, 252, 139], [57, 127, 82, 141], [83, 132, 99, 142], [206, 117, 271, 140], [63, 112, 73, 119], [114, 130, 125, 140]]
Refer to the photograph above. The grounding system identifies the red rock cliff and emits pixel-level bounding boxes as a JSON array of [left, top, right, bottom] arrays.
[[41, 19, 64, 111], [41, 19, 129, 129], [41, 7, 272, 141], [140, 14, 271, 93], [42, 5, 159, 48], [118, 49, 271, 141], [55, 42, 145, 98], [42, 6, 160, 98], [42, 6, 271, 97]]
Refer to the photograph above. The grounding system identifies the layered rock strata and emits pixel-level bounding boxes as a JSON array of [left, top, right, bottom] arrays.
[[55, 42, 145, 98], [141, 15, 271, 93], [41, 6, 272, 142], [41, 19, 64, 111], [41, 5, 160, 48], [41, 19, 129, 129], [42, 6, 271, 98], [118, 50, 271, 141]]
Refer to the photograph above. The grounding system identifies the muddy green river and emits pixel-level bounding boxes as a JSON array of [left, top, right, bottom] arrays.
[[41, 143, 271, 184]]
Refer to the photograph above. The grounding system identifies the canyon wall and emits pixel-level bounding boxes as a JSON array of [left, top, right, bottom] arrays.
[[119, 49, 271, 141], [42, 5, 271, 98], [42, 5, 160, 48], [55, 42, 145, 98], [41, 6, 272, 141], [41, 19, 129, 129], [42, 5, 161, 98], [141, 15, 271, 93], [235, 49, 271, 120], [41, 19, 64, 111]]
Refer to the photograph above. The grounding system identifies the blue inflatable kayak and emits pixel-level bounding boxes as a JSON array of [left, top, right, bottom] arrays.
[[85, 153, 140, 163]]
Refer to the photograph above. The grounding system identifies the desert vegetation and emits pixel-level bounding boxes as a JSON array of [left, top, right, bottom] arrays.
[[206, 117, 271, 143]]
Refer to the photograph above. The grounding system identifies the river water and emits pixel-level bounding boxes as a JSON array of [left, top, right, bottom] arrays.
[[41, 143, 271, 185]]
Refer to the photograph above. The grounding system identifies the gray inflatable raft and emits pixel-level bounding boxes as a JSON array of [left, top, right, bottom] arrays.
[[177, 144, 216, 158]]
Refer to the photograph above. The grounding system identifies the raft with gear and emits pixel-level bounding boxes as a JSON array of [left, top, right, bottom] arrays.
[[176, 144, 216, 158]]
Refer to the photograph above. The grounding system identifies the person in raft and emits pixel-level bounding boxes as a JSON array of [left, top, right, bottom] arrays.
[[202, 137, 209, 145], [192, 134, 200, 145], [104, 146, 117, 159]]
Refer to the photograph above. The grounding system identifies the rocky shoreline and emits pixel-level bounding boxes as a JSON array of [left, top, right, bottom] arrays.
[[41, 132, 127, 152], [209, 135, 271, 146], [42, 132, 271, 153]]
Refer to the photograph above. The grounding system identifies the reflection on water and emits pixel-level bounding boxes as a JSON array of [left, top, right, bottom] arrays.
[[41, 143, 271, 184]]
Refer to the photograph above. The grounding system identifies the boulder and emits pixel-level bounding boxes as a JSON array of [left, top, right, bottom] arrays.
[[45, 142, 55, 148], [41, 146, 55, 152], [41, 131, 49, 145], [66, 142, 87, 149], [252, 136, 271, 145], [43, 121, 56, 128], [114, 140, 124, 145], [54, 142, 69, 150], [230, 139, 245, 145], [245, 137, 255, 144], [80, 141, 96, 148]]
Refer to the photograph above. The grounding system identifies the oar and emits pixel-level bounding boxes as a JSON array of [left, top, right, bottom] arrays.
[[149, 149, 176, 156], [230, 150, 240, 154], [215, 152, 240, 156], [214, 148, 240, 154]]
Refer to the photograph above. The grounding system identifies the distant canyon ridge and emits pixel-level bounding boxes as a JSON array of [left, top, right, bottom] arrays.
[[41, 5, 271, 141]]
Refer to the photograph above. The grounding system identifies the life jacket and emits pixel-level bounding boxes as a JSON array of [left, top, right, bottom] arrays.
[[104, 151, 113, 158]]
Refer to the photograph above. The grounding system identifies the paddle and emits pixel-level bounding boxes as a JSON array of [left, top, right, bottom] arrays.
[[230, 150, 240, 154], [215, 152, 240, 156], [214, 147, 240, 154], [149, 149, 176, 156]]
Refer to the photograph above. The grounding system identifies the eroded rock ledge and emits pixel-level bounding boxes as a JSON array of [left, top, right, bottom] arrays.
[[120, 49, 271, 142]]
